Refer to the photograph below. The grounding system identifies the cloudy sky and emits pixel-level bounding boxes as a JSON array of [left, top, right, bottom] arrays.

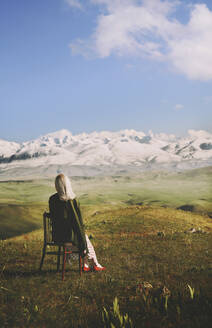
[[1, 0, 212, 141]]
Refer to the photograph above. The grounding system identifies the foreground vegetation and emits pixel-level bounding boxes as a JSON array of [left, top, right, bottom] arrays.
[[0, 167, 212, 327], [0, 205, 212, 327]]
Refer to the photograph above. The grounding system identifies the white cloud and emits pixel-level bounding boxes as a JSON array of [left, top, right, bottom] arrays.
[[168, 4, 212, 80], [65, 0, 83, 9], [70, 0, 180, 59], [175, 104, 184, 110], [69, 0, 212, 81]]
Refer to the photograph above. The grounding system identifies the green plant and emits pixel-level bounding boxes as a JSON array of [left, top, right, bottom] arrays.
[[162, 286, 171, 311], [21, 296, 39, 324], [102, 297, 133, 328], [187, 284, 195, 300]]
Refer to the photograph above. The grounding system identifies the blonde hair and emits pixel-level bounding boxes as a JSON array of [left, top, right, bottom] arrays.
[[55, 173, 76, 201]]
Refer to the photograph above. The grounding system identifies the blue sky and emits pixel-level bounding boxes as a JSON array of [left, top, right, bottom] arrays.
[[1, 0, 212, 141]]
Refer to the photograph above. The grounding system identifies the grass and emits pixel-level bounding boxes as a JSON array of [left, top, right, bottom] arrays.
[[0, 205, 46, 240], [0, 166, 212, 240], [0, 167, 212, 327], [0, 166, 212, 209], [0, 205, 212, 327]]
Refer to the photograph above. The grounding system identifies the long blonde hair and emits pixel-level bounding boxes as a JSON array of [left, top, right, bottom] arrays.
[[55, 174, 76, 201]]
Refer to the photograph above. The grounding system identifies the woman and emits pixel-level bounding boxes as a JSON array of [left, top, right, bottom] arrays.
[[49, 173, 105, 272]]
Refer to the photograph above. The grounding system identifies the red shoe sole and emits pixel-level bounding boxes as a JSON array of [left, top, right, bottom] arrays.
[[83, 267, 91, 272], [93, 266, 106, 272]]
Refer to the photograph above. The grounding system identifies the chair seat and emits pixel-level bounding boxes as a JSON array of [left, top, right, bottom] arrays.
[[63, 242, 74, 247], [46, 242, 74, 247]]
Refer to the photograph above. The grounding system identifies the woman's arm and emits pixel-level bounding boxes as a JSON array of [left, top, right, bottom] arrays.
[[49, 194, 57, 219], [49, 197, 53, 217], [68, 199, 88, 256], [75, 199, 85, 227]]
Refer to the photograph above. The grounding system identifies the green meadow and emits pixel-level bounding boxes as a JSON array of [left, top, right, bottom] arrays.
[[0, 167, 212, 327]]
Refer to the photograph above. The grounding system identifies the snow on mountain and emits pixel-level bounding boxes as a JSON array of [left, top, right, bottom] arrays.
[[163, 129, 212, 161], [0, 139, 20, 158], [0, 129, 212, 177]]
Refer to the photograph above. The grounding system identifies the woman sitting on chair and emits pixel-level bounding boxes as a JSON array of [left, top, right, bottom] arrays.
[[49, 173, 105, 272]]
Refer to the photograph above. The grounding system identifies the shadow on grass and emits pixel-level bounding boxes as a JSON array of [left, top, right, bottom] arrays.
[[2, 269, 56, 278], [177, 204, 195, 212], [2, 268, 82, 278]]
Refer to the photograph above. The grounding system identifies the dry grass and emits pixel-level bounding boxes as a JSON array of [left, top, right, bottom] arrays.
[[0, 205, 212, 327]]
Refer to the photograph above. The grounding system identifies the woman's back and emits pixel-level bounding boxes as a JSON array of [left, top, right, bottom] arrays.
[[49, 192, 87, 254]]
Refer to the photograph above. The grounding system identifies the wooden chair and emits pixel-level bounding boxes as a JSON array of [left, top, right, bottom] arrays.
[[39, 212, 83, 280]]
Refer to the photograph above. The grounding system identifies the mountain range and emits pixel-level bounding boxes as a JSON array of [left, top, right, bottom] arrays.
[[0, 129, 212, 178]]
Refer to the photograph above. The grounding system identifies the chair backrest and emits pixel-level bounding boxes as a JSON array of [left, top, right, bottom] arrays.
[[43, 212, 54, 245]]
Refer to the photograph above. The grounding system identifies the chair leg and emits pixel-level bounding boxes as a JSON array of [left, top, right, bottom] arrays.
[[39, 246, 46, 271], [62, 247, 67, 281], [57, 246, 61, 272]]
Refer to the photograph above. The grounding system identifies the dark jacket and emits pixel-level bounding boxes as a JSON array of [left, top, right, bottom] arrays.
[[49, 193, 88, 257]]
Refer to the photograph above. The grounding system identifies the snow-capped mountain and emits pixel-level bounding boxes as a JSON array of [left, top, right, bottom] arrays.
[[0, 139, 20, 158], [0, 129, 212, 178]]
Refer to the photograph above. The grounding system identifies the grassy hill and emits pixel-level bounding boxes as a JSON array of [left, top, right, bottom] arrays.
[[0, 204, 46, 239], [0, 205, 211, 327], [0, 167, 212, 326], [0, 166, 212, 239]]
